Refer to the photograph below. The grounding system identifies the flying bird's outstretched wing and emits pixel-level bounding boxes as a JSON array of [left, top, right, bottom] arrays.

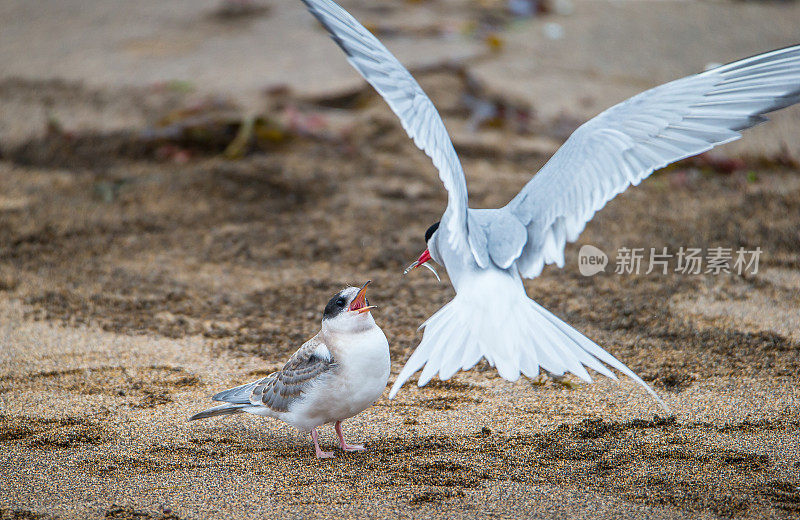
[[301, 0, 469, 249], [299, 0, 800, 404], [505, 45, 800, 277]]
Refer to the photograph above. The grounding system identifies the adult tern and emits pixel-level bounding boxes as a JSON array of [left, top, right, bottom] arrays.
[[301, 0, 799, 406]]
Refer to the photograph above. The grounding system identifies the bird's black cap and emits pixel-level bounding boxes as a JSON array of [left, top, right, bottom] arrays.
[[323, 290, 349, 320], [424, 221, 440, 243]]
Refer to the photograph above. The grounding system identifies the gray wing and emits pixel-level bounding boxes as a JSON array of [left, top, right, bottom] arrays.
[[497, 45, 800, 276], [301, 0, 468, 251], [213, 337, 334, 412]]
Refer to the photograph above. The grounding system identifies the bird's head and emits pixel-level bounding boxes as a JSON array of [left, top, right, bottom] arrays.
[[322, 281, 378, 333], [403, 221, 441, 281]]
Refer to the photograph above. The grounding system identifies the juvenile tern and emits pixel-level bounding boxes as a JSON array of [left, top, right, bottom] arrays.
[[301, 0, 800, 406], [190, 282, 389, 458]]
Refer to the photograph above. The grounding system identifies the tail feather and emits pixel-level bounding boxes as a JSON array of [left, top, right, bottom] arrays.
[[532, 308, 584, 378], [535, 300, 666, 409], [433, 311, 472, 381], [419, 314, 457, 385], [189, 403, 247, 421], [388, 288, 667, 411], [458, 317, 483, 372], [212, 380, 261, 404]]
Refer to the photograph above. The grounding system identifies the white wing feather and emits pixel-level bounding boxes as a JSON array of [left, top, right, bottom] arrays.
[[507, 45, 800, 277], [301, 0, 799, 405], [301, 0, 469, 249]]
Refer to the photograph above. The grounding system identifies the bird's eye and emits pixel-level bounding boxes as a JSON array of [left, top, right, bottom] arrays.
[[336, 298, 346, 307]]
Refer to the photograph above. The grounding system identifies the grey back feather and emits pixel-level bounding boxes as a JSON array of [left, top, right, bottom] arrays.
[[469, 209, 528, 270], [213, 336, 334, 413]]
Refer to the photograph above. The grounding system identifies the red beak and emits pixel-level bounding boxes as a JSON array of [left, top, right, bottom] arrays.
[[403, 249, 431, 274]]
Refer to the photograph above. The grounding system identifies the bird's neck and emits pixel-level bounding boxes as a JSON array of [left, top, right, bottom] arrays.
[[322, 320, 377, 339]]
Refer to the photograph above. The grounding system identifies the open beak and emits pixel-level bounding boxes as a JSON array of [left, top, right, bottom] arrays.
[[349, 281, 377, 314], [403, 249, 441, 282]]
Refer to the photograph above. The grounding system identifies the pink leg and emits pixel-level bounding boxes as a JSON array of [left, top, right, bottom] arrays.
[[335, 421, 365, 452], [310, 427, 334, 459]]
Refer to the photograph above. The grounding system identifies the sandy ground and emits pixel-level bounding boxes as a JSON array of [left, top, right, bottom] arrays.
[[1, 1, 800, 519]]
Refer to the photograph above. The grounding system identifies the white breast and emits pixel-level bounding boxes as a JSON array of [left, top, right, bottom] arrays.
[[286, 326, 390, 431]]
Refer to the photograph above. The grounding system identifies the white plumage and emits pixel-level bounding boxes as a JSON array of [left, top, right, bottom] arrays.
[[191, 283, 389, 458], [509, 47, 800, 279], [301, 0, 799, 407]]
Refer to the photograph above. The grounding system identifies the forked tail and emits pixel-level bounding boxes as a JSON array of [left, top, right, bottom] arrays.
[[388, 286, 667, 410]]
